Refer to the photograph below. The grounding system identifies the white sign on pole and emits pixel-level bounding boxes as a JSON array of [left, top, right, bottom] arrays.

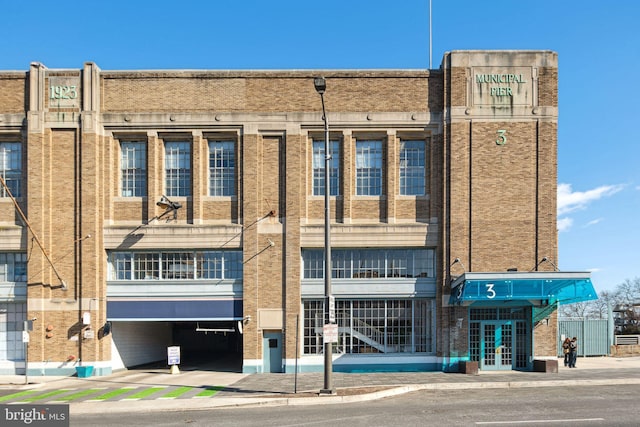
[[323, 323, 338, 343], [167, 346, 181, 365], [328, 295, 336, 323], [22, 331, 29, 343]]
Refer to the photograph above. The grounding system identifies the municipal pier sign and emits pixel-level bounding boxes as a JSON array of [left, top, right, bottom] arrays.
[[473, 67, 533, 107]]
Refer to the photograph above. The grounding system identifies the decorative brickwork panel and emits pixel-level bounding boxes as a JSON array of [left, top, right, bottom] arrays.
[[283, 134, 303, 359], [427, 74, 444, 111], [448, 122, 472, 267], [536, 121, 558, 265], [102, 77, 247, 112], [0, 76, 26, 113], [449, 68, 468, 107], [241, 133, 260, 360], [470, 122, 537, 272], [112, 201, 146, 222], [307, 199, 339, 224], [534, 310, 558, 356], [0, 203, 19, 226], [257, 234, 284, 309], [538, 67, 558, 107], [202, 200, 237, 222], [351, 199, 386, 222], [102, 73, 431, 114]]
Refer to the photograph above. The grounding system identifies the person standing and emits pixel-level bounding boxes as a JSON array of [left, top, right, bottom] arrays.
[[562, 337, 571, 367], [569, 337, 578, 368]]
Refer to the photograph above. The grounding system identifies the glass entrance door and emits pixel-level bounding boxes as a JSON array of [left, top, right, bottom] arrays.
[[470, 308, 531, 371], [481, 321, 513, 370]]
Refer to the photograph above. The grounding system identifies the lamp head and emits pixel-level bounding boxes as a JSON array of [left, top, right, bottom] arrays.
[[157, 195, 182, 211], [156, 195, 172, 210], [314, 76, 326, 95]]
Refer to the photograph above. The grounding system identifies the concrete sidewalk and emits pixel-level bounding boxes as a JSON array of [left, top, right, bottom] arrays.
[[1, 356, 639, 415]]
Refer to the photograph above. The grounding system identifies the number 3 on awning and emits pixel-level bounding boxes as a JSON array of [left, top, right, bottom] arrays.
[[486, 283, 496, 299]]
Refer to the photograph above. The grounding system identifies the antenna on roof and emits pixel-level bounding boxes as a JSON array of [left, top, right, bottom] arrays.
[[429, 0, 433, 69]]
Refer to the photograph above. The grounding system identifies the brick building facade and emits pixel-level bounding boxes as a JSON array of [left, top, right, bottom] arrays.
[[0, 50, 596, 376]]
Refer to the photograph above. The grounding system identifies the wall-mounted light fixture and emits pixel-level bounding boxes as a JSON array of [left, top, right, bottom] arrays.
[[451, 258, 467, 273], [531, 256, 558, 272], [156, 195, 182, 220], [237, 316, 251, 334]]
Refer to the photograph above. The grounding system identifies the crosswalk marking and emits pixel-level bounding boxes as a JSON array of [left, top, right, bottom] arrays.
[[89, 387, 136, 401], [18, 389, 72, 403], [0, 384, 224, 404], [0, 390, 38, 402], [123, 386, 167, 400], [159, 386, 192, 399], [54, 388, 106, 402]]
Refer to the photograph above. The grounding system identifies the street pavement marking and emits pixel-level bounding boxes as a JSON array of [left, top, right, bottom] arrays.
[[88, 387, 136, 401], [54, 388, 105, 401], [18, 389, 73, 403], [123, 386, 167, 400], [195, 386, 224, 397], [0, 390, 38, 402], [0, 385, 225, 403], [476, 418, 605, 425], [159, 386, 193, 399]]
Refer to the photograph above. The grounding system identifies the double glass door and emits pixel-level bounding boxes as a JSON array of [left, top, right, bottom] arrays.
[[481, 321, 513, 370], [470, 308, 530, 371]]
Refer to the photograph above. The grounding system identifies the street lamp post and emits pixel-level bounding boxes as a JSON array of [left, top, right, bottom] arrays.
[[314, 76, 335, 394]]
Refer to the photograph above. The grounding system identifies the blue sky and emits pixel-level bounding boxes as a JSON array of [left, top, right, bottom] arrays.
[[1, 1, 638, 293]]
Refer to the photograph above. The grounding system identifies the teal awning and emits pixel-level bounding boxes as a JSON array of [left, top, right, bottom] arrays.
[[450, 271, 597, 306]]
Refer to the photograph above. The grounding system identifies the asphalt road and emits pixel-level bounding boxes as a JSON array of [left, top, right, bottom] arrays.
[[70, 383, 639, 427]]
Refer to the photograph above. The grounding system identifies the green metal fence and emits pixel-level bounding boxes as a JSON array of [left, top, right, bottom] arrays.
[[557, 319, 611, 357]]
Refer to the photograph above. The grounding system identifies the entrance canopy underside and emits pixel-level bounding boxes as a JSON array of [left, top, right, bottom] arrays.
[[450, 271, 597, 306], [107, 299, 243, 321]]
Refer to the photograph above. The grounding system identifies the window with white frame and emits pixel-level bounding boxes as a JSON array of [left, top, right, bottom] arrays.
[[120, 141, 147, 197], [0, 252, 27, 282], [208, 140, 235, 196], [0, 142, 22, 198], [302, 248, 435, 279], [0, 302, 27, 361], [165, 141, 191, 197], [197, 251, 243, 279], [109, 250, 242, 280], [303, 299, 433, 355], [399, 140, 425, 196], [312, 140, 340, 196], [355, 140, 382, 196]]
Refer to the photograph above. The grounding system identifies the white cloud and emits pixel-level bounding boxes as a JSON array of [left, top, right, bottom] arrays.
[[557, 183, 623, 216], [557, 217, 573, 232], [584, 218, 603, 227]]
